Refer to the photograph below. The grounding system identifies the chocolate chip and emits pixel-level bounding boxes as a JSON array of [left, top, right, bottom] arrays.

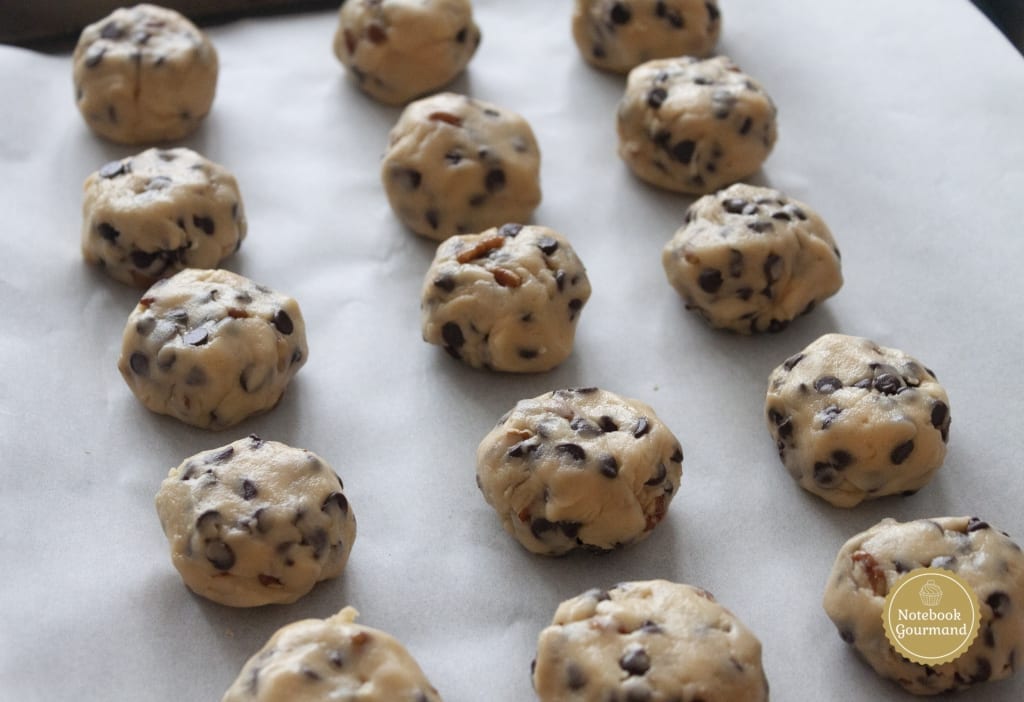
[[433, 275, 455, 292], [130, 250, 157, 268], [205, 539, 235, 571], [567, 663, 587, 690], [184, 327, 209, 346], [739, 117, 753, 135], [671, 140, 696, 164], [146, 176, 172, 190], [393, 168, 421, 190], [890, 440, 914, 465], [931, 401, 949, 428], [610, 2, 632, 24], [967, 517, 990, 532], [185, 366, 207, 386], [518, 348, 538, 359], [776, 418, 793, 439], [986, 592, 1010, 618], [367, 23, 387, 43], [644, 462, 667, 486], [531, 518, 556, 538], [426, 209, 440, 230], [839, 629, 855, 644], [192, 215, 215, 235], [749, 220, 774, 234], [619, 647, 651, 676], [569, 298, 584, 311], [706, 1, 720, 22], [129, 352, 149, 375], [485, 169, 506, 193], [874, 373, 902, 395], [600, 456, 619, 478], [441, 322, 464, 348], [819, 405, 842, 429], [633, 417, 651, 438], [555, 270, 566, 291], [570, 417, 600, 436], [84, 46, 105, 68], [94, 222, 124, 247], [814, 376, 843, 393], [832, 450, 853, 469], [241, 479, 257, 500], [647, 88, 667, 109], [500, 223, 523, 237], [207, 447, 234, 464], [813, 462, 839, 487], [455, 26, 468, 43], [507, 440, 538, 459], [783, 353, 804, 371], [722, 198, 749, 214], [273, 310, 294, 335], [598, 415, 619, 432], [670, 447, 683, 463], [698, 268, 723, 293], [556, 443, 586, 461], [98, 160, 126, 179], [532, 236, 560, 256]]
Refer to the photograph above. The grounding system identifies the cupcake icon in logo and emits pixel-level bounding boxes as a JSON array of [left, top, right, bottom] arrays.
[[919, 579, 943, 607]]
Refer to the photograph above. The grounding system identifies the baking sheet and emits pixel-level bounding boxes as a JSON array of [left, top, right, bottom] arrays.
[[2, 1, 1024, 699]]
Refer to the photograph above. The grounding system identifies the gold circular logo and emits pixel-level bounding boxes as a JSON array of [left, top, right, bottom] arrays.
[[882, 567, 981, 665]]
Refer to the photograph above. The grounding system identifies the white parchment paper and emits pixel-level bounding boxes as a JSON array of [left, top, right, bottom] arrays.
[[2, 1, 1023, 700]]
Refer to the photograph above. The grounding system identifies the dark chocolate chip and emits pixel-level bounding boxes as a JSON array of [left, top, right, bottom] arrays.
[[556, 443, 586, 461], [890, 440, 914, 465], [485, 169, 506, 193], [874, 373, 902, 395], [610, 2, 632, 24], [518, 348, 538, 359], [671, 140, 696, 164], [670, 447, 683, 463], [393, 168, 421, 190], [644, 462, 667, 486], [433, 274, 455, 292], [97, 222, 120, 241], [634, 417, 651, 438], [840, 629, 855, 644], [531, 518, 556, 538], [130, 249, 157, 269], [273, 310, 294, 335], [931, 401, 949, 428], [84, 46, 105, 68], [986, 592, 1009, 618], [783, 353, 804, 371], [129, 352, 149, 375], [500, 223, 523, 238], [537, 237, 559, 255], [619, 647, 651, 676], [600, 456, 619, 478], [814, 376, 843, 393], [832, 450, 853, 469], [192, 215, 215, 235], [455, 26, 467, 43], [722, 198, 749, 214], [739, 117, 753, 135], [598, 415, 619, 433], [706, 1, 720, 22], [98, 161, 126, 179], [776, 418, 793, 439], [441, 322, 464, 348], [208, 447, 234, 464], [559, 521, 582, 539], [241, 479, 257, 500], [569, 298, 584, 311], [567, 663, 587, 690], [205, 539, 235, 571], [570, 417, 600, 436], [426, 209, 440, 230], [507, 440, 538, 459], [749, 220, 774, 234], [967, 517, 990, 532], [185, 366, 207, 386], [555, 270, 566, 291], [698, 268, 723, 293], [820, 405, 842, 429], [184, 327, 209, 346], [647, 88, 667, 109]]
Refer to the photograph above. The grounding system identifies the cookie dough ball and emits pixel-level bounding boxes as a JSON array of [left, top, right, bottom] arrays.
[[382, 92, 542, 240], [72, 4, 218, 144], [534, 580, 769, 701], [118, 268, 308, 430], [572, 0, 721, 74], [617, 56, 777, 194], [333, 0, 481, 105], [476, 388, 683, 555], [421, 224, 591, 372], [662, 183, 842, 333], [223, 607, 442, 701], [155, 436, 356, 607], [81, 148, 246, 287], [823, 516, 1024, 695], [765, 333, 951, 507]]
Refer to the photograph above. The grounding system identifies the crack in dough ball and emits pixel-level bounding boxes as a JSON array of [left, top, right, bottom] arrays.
[[81, 147, 246, 287], [382, 92, 542, 240], [421, 223, 591, 372], [617, 56, 777, 194], [572, 0, 722, 74], [72, 4, 218, 144], [823, 517, 1024, 694], [155, 436, 356, 607], [476, 388, 683, 556], [662, 183, 842, 333], [222, 607, 442, 701], [118, 268, 308, 430], [765, 333, 951, 507], [534, 580, 769, 701], [333, 0, 480, 105]]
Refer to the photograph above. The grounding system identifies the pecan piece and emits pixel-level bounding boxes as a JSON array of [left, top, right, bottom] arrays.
[[456, 234, 504, 263], [852, 550, 888, 596], [490, 266, 521, 288], [429, 111, 464, 127]]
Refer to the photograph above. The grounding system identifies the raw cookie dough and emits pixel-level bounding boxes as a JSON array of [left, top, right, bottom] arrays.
[[534, 580, 769, 701], [81, 147, 246, 287], [118, 268, 308, 430], [155, 436, 356, 607], [823, 516, 1024, 695], [572, 0, 721, 74], [333, 0, 481, 105], [476, 387, 683, 555], [617, 56, 777, 194], [223, 607, 442, 701], [765, 333, 951, 507], [72, 4, 218, 144], [421, 223, 591, 372], [381, 92, 542, 240], [662, 183, 842, 333]]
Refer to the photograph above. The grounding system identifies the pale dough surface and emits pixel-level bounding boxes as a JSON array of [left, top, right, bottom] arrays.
[[382, 92, 541, 240], [534, 579, 769, 701], [572, 0, 721, 74], [823, 516, 1024, 695], [222, 607, 443, 702], [72, 3, 218, 144], [617, 56, 777, 194], [421, 223, 591, 372], [662, 183, 842, 333], [765, 333, 951, 507], [155, 436, 356, 607], [333, 0, 480, 105], [476, 388, 683, 556], [118, 268, 308, 430], [82, 147, 246, 287]]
